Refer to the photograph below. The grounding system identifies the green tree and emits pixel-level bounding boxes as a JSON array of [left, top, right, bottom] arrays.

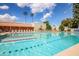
[[61, 18, 72, 27], [59, 18, 72, 28], [59, 3, 79, 29], [44, 21, 52, 30], [59, 18, 79, 29], [69, 19, 79, 28], [59, 24, 64, 31], [73, 3, 79, 19], [73, 3, 79, 28]]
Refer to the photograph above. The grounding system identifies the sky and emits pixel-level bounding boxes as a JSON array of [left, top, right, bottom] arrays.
[[0, 3, 73, 26]]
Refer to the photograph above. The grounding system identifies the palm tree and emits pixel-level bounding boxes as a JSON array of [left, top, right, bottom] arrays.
[[30, 13, 34, 22], [23, 11, 28, 23]]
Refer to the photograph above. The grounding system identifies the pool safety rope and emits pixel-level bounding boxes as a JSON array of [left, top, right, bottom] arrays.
[[2, 43, 44, 55], [3, 38, 36, 42]]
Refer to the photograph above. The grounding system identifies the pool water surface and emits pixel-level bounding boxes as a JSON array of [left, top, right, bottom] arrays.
[[0, 32, 79, 56]]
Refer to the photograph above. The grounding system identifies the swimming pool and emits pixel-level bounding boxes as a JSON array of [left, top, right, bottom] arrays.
[[0, 32, 79, 56]]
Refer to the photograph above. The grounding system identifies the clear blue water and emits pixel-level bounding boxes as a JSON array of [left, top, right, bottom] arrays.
[[0, 32, 79, 56]]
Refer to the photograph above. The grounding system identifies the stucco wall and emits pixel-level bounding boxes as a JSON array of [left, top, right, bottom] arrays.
[[34, 22, 46, 31]]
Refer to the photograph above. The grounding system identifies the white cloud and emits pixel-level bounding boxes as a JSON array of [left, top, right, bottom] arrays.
[[40, 12, 52, 22], [17, 3, 56, 13], [17, 3, 30, 8], [0, 5, 9, 10], [0, 14, 17, 22], [43, 12, 52, 19]]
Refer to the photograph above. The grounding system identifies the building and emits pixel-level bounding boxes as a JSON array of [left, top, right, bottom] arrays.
[[33, 22, 46, 31], [52, 25, 59, 32], [0, 22, 34, 33]]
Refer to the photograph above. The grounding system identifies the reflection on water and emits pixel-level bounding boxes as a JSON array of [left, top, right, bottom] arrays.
[[58, 32, 65, 38], [39, 32, 52, 39], [0, 34, 9, 42], [58, 32, 71, 38], [46, 32, 52, 39], [0, 32, 79, 43]]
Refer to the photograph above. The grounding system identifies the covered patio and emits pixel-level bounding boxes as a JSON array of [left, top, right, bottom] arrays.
[[0, 22, 34, 33]]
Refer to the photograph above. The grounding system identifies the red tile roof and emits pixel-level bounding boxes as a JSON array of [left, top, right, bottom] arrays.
[[0, 22, 34, 27]]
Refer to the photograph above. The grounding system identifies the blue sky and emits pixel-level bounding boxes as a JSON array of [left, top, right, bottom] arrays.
[[0, 3, 73, 26]]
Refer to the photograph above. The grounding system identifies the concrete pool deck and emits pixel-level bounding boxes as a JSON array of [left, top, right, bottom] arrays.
[[55, 43, 79, 56]]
